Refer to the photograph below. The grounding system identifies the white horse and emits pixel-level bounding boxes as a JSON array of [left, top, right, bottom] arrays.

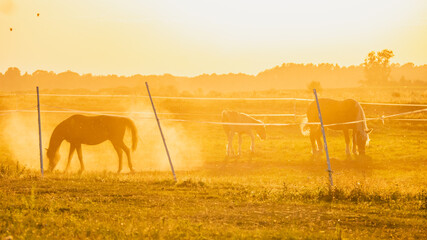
[[301, 98, 372, 158], [222, 110, 266, 157]]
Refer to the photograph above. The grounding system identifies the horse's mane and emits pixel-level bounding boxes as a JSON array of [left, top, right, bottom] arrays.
[[355, 101, 370, 144], [48, 121, 66, 151], [354, 101, 368, 130]]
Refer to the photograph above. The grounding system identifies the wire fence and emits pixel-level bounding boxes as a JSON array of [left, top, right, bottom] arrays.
[[3, 93, 427, 107], [1, 93, 426, 127], [2, 91, 426, 181]]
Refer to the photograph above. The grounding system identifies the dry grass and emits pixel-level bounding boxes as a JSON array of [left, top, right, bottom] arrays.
[[0, 87, 426, 239]]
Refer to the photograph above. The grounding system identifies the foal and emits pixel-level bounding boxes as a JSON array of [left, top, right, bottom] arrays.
[[222, 110, 266, 157]]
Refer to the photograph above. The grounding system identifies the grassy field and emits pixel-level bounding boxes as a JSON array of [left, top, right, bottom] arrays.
[[1, 87, 426, 239]]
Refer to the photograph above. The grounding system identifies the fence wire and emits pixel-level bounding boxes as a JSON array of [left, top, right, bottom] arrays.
[[1, 93, 426, 126], [3, 93, 427, 107], [1, 105, 426, 126]]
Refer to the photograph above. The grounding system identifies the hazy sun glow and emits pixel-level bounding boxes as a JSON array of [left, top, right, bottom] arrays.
[[1, 0, 426, 76]]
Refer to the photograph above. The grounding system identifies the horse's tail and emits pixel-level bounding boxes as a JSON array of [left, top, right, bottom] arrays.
[[125, 118, 138, 151], [300, 117, 311, 136]]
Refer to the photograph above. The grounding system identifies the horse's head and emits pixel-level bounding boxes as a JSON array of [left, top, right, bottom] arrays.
[[46, 147, 61, 171], [355, 128, 373, 155], [256, 124, 266, 140]]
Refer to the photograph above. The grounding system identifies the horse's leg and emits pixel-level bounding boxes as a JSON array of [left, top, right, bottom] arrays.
[[309, 129, 317, 155], [316, 128, 323, 154], [227, 132, 234, 156], [344, 129, 351, 159], [120, 142, 133, 173], [113, 143, 123, 173], [352, 130, 357, 155], [76, 144, 85, 174], [65, 144, 76, 173], [225, 133, 229, 156], [250, 132, 255, 153], [238, 133, 242, 156]]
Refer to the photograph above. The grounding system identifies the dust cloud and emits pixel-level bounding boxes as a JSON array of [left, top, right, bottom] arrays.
[[2, 113, 41, 169], [125, 100, 203, 172]]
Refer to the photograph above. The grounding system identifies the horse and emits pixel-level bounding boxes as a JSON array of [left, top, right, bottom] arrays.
[[301, 98, 372, 158], [222, 110, 266, 157], [46, 114, 138, 173]]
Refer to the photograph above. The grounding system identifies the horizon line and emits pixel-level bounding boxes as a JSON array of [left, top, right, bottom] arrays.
[[1, 61, 425, 78]]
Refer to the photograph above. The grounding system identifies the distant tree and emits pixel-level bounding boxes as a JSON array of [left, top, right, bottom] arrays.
[[362, 49, 394, 86], [307, 81, 322, 93], [57, 70, 80, 80], [22, 72, 31, 81], [32, 70, 56, 81], [4, 67, 21, 81]]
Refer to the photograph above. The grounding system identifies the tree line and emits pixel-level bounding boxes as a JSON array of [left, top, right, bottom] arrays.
[[1, 50, 426, 93]]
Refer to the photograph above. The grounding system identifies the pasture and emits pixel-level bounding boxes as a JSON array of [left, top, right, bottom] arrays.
[[0, 87, 426, 239]]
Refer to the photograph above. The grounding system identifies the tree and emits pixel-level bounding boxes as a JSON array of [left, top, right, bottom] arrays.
[[4, 67, 21, 81], [362, 49, 394, 85]]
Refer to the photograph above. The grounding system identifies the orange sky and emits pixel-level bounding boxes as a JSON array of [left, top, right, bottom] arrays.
[[1, 0, 426, 76]]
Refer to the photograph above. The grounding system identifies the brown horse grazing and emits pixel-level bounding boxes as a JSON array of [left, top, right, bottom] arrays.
[[222, 110, 266, 157], [301, 99, 372, 158], [46, 115, 138, 173]]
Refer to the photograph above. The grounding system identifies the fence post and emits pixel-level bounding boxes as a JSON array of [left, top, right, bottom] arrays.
[[313, 89, 333, 187], [145, 82, 177, 182], [36, 87, 44, 176]]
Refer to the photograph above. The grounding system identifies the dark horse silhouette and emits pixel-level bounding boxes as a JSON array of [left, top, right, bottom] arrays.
[[301, 98, 372, 158], [46, 115, 138, 173]]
